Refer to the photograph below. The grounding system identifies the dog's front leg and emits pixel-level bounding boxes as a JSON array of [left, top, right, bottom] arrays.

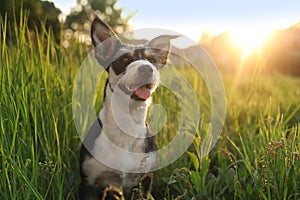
[[79, 182, 124, 200], [78, 182, 101, 200]]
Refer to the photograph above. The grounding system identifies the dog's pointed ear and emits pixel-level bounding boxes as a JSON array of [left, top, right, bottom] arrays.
[[146, 35, 180, 68], [91, 17, 122, 69]]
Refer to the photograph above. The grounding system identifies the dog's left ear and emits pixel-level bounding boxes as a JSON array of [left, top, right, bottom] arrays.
[[146, 35, 179, 68], [91, 17, 122, 69]]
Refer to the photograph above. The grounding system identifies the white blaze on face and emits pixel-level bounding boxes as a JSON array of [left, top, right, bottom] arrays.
[[120, 60, 160, 99]]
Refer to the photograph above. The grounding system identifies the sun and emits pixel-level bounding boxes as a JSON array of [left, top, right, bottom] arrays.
[[229, 29, 272, 59]]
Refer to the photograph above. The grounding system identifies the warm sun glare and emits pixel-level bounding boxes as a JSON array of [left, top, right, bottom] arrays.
[[229, 30, 273, 59]]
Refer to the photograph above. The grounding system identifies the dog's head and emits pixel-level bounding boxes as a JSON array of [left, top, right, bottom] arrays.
[[91, 17, 178, 101]]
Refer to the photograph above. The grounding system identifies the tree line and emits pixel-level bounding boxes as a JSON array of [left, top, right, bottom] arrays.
[[0, 0, 130, 44]]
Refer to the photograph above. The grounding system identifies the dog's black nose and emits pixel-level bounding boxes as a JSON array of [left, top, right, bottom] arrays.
[[138, 65, 153, 76]]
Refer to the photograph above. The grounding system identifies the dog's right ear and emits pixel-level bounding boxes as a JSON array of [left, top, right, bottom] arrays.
[[91, 17, 122, 69]]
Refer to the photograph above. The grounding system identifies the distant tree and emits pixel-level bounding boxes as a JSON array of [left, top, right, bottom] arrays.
[[65, 0, 131, 35], [0, 0, 61, 43], [40, 1, 62, 42]]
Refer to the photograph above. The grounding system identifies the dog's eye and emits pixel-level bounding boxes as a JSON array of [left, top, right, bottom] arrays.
[[122, 58, 129, 62], [147, 57, 157, 64]]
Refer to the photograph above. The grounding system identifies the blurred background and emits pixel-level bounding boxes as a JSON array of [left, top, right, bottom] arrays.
[[1, 0, 300, 76]]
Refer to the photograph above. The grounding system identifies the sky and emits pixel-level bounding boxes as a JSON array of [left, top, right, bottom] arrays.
[[52, 0, 300, 42]]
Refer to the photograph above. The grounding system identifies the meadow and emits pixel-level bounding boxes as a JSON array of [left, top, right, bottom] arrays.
[[0, 16, 299, 199]]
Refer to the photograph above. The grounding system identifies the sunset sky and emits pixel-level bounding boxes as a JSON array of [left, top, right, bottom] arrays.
[[53, 0, 300, 43]]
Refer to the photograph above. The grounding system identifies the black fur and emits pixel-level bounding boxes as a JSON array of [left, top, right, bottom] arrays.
[[79, 118, 102, 199]]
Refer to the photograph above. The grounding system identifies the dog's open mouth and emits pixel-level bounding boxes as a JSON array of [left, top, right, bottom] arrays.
[[134, 84, 154, 100], [120, 83, 156, 100]]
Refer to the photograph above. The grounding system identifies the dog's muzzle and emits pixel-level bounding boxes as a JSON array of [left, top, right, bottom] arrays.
[[138, 65, 153, 77], [119, 82, 157, 101], [118, 64, 158, 101]]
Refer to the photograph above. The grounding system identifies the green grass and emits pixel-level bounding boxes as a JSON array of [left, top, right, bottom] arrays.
[[1, 15, 299, 199]]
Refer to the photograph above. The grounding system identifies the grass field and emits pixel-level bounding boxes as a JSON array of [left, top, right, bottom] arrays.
[[0, 16, 299, 199]]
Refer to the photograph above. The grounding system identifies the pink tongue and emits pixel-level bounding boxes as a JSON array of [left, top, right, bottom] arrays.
[[134, 87, 151, 99]]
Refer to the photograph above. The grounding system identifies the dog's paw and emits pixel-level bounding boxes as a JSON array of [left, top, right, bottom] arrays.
[[132, 173, 154, 200], [102, 185, 125, 200]]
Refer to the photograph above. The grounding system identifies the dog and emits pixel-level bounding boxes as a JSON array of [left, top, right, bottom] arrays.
[[79, 17, 178, 199]]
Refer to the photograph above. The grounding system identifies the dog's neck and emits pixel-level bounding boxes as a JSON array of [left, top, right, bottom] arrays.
[[100, 83, 151, 137]]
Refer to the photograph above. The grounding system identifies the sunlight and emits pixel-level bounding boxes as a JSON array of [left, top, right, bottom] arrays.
[[229, 29, 273, 59]]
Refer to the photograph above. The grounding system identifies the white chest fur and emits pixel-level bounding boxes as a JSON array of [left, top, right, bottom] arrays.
[[81, 100, 157, 187]]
